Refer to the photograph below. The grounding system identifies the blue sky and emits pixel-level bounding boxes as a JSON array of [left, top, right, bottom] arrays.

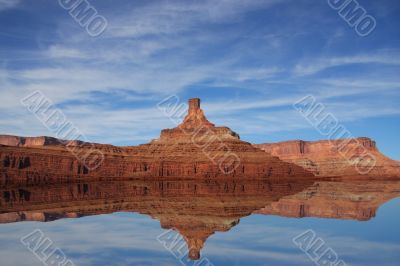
[[0, 0, 399, 159]]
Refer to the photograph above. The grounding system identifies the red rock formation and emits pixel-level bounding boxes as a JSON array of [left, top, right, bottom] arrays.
[[181, 98, 215, 129], [0, 99, 313, 184], [1, 99, 398, 179], [156, 98, 240, 142], [0, 135, 86, 147], [254, 138, 400, 177]]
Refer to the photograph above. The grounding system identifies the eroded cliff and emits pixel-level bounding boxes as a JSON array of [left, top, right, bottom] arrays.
[[0, 98, 313, 184], [254, 138, 400, 177]]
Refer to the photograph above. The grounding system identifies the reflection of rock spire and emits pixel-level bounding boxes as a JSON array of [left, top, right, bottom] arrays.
[[179, 217, 240, 260], [179, 98, 215, 129], [159, 216, 240, 260], [181, 230, 210, 260]]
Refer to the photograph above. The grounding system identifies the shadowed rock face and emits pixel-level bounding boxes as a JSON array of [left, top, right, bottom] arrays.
[[1, 177, 399, 260], [254, 138, 400, 177]]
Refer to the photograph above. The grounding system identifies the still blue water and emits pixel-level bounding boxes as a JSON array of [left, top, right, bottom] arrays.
[[0, 196, 399, 266]]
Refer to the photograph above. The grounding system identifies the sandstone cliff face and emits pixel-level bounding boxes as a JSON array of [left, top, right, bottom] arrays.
[[254, 138, 400, 177], [0, 98, 313, 184], [2, 98, 397, 180], [0, 135, 85, 147]]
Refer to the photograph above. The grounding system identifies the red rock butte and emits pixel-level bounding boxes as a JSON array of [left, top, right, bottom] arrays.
[[0, 98, 313, 184], [0, 98, 399, 181]]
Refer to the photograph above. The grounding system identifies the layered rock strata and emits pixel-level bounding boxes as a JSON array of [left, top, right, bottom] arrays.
[[0, 99, 313, 184], [254, 138, 400, 177], [0, 135, 87, 147]]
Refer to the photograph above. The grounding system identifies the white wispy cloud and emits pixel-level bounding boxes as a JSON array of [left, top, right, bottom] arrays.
[[1, 211, 399, 266], [294, 53, 400, 76], [0, 0, 399, 148], [107, 0, 286, 38], [47, 45, 88, 59], [0, 0, 19, 11]]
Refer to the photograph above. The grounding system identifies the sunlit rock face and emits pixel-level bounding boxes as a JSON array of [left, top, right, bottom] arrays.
[[254, 138, 400, 177], [156, 98, 240, 143], [180, 98, 216, 129], [0, 135, 85, 147]]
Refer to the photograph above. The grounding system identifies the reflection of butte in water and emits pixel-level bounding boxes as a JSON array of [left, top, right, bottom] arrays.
[[1, 178, 400, 260]]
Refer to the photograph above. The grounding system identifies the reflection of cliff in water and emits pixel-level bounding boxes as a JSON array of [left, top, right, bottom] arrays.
[[255, 179, 400, 221], [1, 176, 399, 260], [0, 177, 314, 259]]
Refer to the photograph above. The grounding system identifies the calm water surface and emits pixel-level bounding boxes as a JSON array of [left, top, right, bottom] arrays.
[[0, 178, 399, 266]]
